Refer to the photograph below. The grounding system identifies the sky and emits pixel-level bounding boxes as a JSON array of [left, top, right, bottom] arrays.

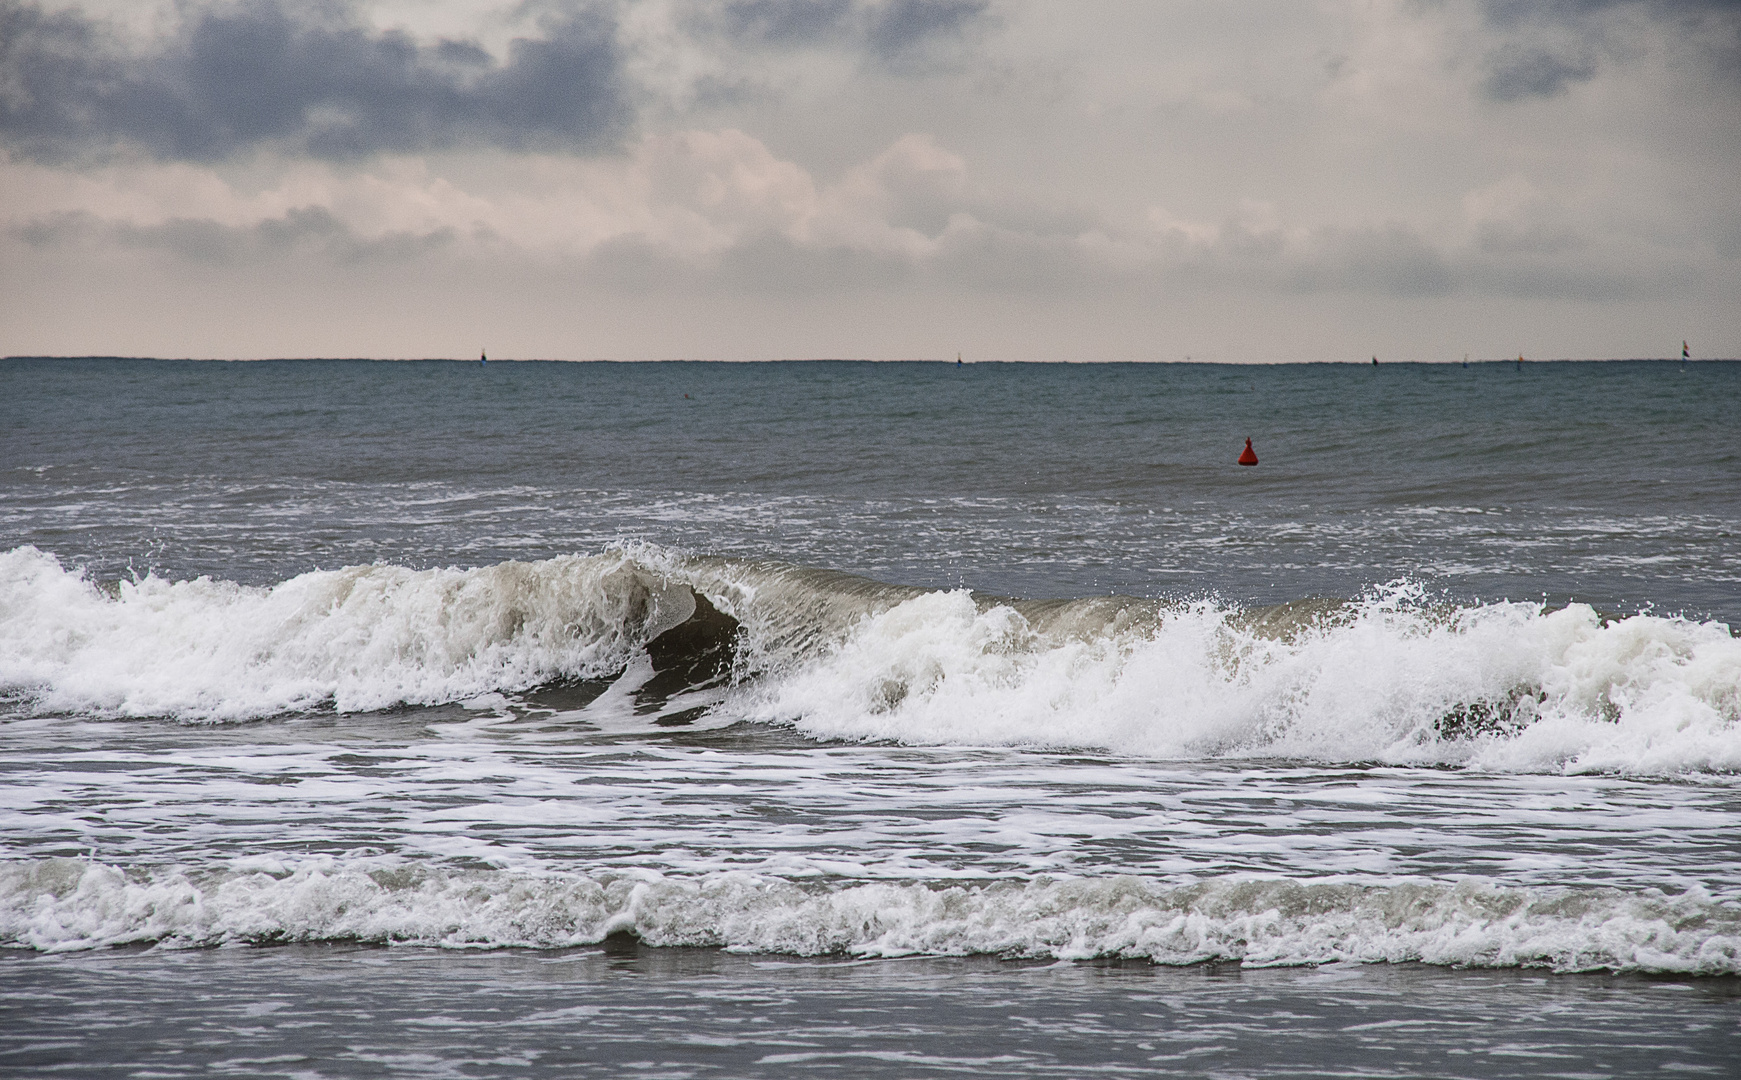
[[1, 0, 1737, 361]]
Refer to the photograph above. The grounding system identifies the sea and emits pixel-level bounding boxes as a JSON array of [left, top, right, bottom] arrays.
[[1, 356, 1738, 1077]]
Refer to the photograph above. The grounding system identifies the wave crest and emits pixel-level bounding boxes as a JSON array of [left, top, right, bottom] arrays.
[[0, 545, 694, 719], [4, 858, 1735, 974], [753, 583, 1741, 775], [3, 546, 1738, 774]]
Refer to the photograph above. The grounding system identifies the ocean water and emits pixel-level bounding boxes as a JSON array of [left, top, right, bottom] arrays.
[[2, 357, 1739, 1076]]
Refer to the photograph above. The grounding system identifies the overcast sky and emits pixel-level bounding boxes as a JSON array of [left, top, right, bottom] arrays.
[[2, 0, 1736, 360]]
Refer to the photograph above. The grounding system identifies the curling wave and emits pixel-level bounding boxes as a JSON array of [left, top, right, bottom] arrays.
[[0, 545, 704, 720], [2, 857, 1736, 974], [2, 545, 1738, 774]]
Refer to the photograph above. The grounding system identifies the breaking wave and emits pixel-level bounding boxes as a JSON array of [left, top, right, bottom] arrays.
[[2, 544, 1738, 775], [0, 545, 702, 720], [2, 857, 1736, 974]]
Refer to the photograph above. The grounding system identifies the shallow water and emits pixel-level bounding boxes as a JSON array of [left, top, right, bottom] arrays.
[[4, 946, 1736, 1079]]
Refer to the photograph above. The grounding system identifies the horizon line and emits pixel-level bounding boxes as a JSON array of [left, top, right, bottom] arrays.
[[6, 355, 1737, 365]]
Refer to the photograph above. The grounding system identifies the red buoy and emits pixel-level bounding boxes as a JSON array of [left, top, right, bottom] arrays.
[[1238, 438, 1258, 466]]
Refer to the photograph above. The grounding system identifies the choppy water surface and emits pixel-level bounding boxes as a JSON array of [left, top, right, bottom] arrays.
[[2, 358, 1739, 1075], [6, 358, 1737, 614]]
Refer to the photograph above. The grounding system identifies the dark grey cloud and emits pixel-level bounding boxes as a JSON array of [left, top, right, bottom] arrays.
[[864, 0, 988, 59], [704, 0, 989, 61], [716, 0, 855, 44], [1482, 0, 1741, 27], [1481, 43, 1600, 100], [1478, 0, 1741, 99], [0, 0, 628, 161]]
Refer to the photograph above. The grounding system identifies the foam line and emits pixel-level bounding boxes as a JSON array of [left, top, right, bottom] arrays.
[[3, 858, 1735, 973]]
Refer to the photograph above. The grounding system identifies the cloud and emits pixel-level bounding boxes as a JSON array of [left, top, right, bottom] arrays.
[[13, 204, 457, 263], [0, 130, 1150, 284], [0, 129, 948, 262], [9, 125, 1652, 302], [712, 0, 855, 44], [1481, 43, 1601, 100], [863, 0, 988, 60], [0, 0, 1002, 164], [1476, 0, 1741, 100], [1482, 0, 1741, 26], [0, 0, 629, 161], [1289, 223, 1457, 296], [1141, 209, 1458, 298], [1462, 175, 1588, 255], [699, 0, 988, 61]]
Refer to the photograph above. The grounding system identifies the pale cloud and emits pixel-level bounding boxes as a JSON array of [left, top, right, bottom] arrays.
[[0, 127, 1433, 290], [1462, 175, 1587, 255], [0, 108, 1724, 308], [1, 130, 974, 262]]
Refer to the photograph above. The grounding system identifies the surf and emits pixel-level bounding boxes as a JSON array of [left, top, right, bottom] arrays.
[[2, 545, 1737, 775], [3, 856, 1736, 974]]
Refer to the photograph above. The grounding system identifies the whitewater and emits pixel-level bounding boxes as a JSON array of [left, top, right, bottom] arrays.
[[3, 358, 1738, 1076], [4, 543, 1739, 969], [4, 545, 1739, 774]]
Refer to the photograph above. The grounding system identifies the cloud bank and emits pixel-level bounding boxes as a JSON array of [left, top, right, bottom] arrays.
[[0, 0, 1736, 359]]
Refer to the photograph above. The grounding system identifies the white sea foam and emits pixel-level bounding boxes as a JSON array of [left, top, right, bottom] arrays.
[[754, 584, 1741, 775], [0, 546, 690, 720], [2, 858, 1735, 974], [3, 546, 1738, 774]]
